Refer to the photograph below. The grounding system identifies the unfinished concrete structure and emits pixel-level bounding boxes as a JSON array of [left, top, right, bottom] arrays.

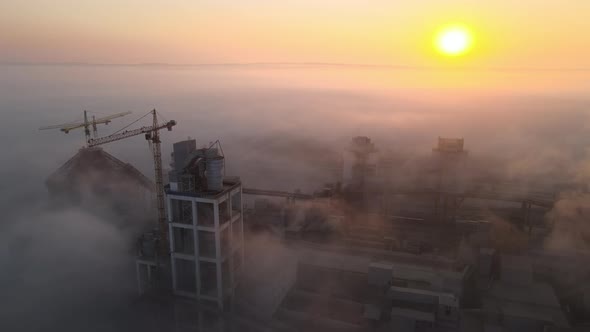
[[166, 139, 244, 310]]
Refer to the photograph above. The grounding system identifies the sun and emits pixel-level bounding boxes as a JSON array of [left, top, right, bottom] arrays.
[[435, 25, 473, 56]]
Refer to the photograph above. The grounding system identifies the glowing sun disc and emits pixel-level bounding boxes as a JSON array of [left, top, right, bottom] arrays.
[[436, 25, 472, 56]]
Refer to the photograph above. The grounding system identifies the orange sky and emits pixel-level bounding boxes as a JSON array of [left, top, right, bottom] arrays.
[[1, 1, 589, 69]]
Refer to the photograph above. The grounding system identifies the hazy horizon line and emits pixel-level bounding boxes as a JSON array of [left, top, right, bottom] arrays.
[[2, 61, 590, 72]]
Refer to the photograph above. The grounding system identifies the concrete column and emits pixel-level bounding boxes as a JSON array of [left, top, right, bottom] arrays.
[[136, 261, 142, 294], [240, 187, 245, 271], [166, 197, 173, 222], [214, 201, 223, 309], [192, 200, 200, 297]]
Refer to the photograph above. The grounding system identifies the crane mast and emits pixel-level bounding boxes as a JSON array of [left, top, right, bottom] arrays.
[[88, 110, 176, 255], [150, 110, 167, 255]]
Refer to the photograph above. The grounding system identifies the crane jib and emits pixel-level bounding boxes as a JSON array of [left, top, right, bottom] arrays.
[[87, 120, 176, 147]]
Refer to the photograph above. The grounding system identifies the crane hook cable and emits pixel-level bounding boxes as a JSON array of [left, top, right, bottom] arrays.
[[111, 110, 152, 135]]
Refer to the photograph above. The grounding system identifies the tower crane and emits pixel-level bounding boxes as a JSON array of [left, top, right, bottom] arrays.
[[88, 109, 176, 254], [39, 110, 132, 142]]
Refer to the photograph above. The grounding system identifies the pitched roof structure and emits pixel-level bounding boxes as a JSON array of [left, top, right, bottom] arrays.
[[46, 147, 153, 194]]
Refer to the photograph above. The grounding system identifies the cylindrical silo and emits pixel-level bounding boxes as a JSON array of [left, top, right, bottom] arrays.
[[205, 148, 219, 159], [206, 156, 224, 191]]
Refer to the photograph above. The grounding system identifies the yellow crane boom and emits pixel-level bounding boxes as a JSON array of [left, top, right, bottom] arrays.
[[39, 110, 132, 141]]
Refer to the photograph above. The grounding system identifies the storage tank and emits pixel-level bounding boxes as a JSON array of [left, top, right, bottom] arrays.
[[206, 156, 224, 191], [205, 148, 219, 159]]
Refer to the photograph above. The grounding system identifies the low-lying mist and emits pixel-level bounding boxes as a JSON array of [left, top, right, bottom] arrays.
[[1, 64, 589, 330], [0, 205, 138, 331]]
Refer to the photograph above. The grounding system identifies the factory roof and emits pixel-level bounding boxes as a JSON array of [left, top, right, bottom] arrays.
[[488, 281, 559, 307], [390, 307, 435, 322], [530, 248, 590, 267], [296, 244, 465, 280], [299, 248, 370, 273], [482, 281, 569, 328], [46, 147, 153, 192], [482, 297, 569, 327], [389, 286, 456, 302]]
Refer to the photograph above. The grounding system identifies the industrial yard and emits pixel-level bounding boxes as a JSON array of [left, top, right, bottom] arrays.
[[37, 116, 590, 332]]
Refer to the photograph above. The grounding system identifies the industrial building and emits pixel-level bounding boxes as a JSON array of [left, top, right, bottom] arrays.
[[136, 139, 244, 311], [46, 134, 589, 331], [46, 146, 154, 221], [228, 136, 585, 332]]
